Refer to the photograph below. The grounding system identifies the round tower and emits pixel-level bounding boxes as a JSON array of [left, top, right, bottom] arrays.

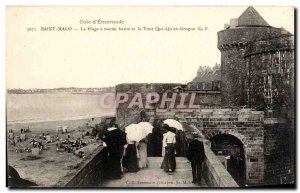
[[217, 7, 282, 106]]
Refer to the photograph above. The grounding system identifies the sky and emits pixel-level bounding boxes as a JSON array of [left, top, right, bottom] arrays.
[[6, 6, 294, 89]]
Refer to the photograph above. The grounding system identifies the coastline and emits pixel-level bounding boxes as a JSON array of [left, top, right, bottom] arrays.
[[7, 112, 115, 125], [6, 112, 115, 132]]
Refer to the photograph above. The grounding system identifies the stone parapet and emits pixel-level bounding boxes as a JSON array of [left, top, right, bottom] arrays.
[[62, 147, 108, 187], [203, 146, 239, 187], [186, 123, 239, 187], [244, 35, 294, 57], [217, 27, 281, 51]]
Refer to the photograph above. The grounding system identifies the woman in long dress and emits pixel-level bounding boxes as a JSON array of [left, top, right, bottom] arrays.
[[138, 137, 148, 168], [161, 126, 177, 172], [123, 139, 139, 172], [103, 127, 127, 179]]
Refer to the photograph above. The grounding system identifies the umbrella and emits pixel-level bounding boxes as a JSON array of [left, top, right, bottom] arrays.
[[137, 122, 153, 135], [163, 119, 184, 131], [125, 124, 147, 142]]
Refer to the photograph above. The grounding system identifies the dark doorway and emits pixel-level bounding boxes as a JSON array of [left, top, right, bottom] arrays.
[[209, 134, 246, 186]]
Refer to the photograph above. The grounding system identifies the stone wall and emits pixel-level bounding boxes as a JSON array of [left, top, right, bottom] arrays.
[[115, 83, 294, 186], [203, 143, 239, 187], [115, 83, 221, 128], [186, 124, 239, 187], [263, 121, 295, 185], [142, 108, 264, 186], [175, 109, 265, 186], [217, 27, 283, 106], [244, 35, 294, 119], [114, 106, 295, 187], [220, 47, 247, 106], [62, 147, 108, 187], [195, 91, 221, 106], [218, 27, 282, 48]]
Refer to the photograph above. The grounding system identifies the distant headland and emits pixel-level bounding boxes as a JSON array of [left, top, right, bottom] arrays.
[[7, 87, 115, 94]]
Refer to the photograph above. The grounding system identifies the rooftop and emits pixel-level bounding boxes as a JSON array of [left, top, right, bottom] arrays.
[[237, 6, 270, 27]]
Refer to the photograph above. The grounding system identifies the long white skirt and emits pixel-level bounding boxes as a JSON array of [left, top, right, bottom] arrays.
[[138, 142, 148, 168]]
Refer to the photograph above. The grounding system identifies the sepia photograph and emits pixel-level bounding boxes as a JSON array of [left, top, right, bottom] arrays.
[[5, 6, 295, 188]]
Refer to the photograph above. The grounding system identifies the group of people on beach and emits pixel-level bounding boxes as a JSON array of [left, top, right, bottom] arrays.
[[101, 121, 206, 185], [8, 124, 93, 157]]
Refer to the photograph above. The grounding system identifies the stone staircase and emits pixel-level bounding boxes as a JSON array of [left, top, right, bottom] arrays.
[[102, 157, 207, 187]]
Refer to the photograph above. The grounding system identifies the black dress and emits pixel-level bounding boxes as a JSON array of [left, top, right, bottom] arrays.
[[160, 131, 177, 172], [123, 143, 139, 172], [161, 143, 176, 172], [103, 128, 127, 179]]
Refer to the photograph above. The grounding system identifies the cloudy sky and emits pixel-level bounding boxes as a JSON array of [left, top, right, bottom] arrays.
[[7, 6, 294, 89]]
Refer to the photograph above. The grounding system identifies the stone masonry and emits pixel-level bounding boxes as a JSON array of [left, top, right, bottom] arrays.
[[114, 6, 295, 187]]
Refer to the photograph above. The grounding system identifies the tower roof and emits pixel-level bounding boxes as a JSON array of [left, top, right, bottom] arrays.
[[237, 6, 270, 27]]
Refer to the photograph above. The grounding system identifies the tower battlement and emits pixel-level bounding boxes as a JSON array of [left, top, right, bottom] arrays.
[[217, 7, 291, 107]]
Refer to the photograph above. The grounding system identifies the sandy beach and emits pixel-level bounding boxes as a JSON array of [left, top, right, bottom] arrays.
[[7, 115, 113, 187], [7, 115, 114, 133]]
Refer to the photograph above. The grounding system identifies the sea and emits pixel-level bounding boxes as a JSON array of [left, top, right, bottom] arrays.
[[6, 94, 115, 124]]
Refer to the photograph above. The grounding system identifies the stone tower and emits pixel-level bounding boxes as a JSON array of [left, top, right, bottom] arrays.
[[218, 7, 282, 106]]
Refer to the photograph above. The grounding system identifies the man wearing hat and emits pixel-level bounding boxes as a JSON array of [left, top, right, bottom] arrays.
[[187, 132, 205, 185]]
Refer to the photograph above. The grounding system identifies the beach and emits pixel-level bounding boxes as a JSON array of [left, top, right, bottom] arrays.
[[6, 93, 115, 187], [7, 93, 115, 125], [7, 116, 111, 187], [7, 115, 113, 133]]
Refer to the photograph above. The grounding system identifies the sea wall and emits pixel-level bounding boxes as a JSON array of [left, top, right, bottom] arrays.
[[61, 147, 108, 187]]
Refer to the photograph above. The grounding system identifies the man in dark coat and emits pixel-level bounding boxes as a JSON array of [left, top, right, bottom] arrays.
[[187, 132, 205, 185]]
